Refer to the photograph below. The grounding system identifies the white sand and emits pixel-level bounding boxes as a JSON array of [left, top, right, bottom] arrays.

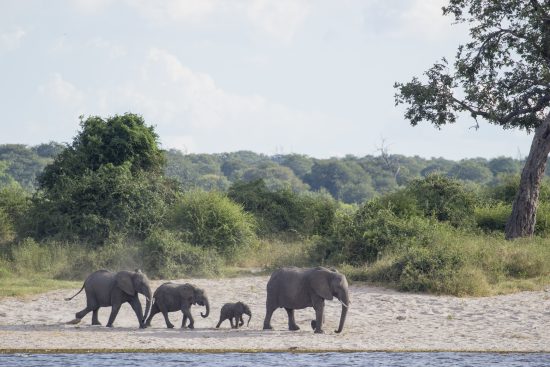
[[0, 276, 549, 352]]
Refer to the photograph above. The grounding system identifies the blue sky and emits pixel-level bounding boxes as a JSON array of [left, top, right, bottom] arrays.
[[0, 0, 533, 159]]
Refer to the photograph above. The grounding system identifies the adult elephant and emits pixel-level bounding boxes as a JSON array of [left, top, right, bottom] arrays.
[[263, 266, 350, 334], [65, 269, 152, 328], [144, 282, 210, 329]]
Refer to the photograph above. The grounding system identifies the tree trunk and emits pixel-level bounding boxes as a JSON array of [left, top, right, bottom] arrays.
[[505, 116, 550, 239]]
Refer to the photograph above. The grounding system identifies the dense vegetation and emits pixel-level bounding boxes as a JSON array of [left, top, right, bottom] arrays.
[[1, 114, 549, 297]]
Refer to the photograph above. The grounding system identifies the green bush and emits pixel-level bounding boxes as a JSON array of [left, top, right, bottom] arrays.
[[475, 202, 550, 235], [315, 202, 437, 264], [141, 230, 223, 278], [475, 202, 510, 232], [169, 190, 256, 258], [228, 179, 337, 237], [406, 174, 477, 227]]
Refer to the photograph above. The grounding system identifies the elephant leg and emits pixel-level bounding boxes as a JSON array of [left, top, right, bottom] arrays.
[[238, 315, 244, 327], [182, 307, 194, 329], [181, 313, 188, 328], [229, 317, 235, 329], [263, 304, 276, 330], [75, 305, 93, 321], [312, 300, 325, 334], [285, 308, 300, 331], [129, 297, 145, 328], [145, 303, 160, 327], [159, 307, 174, 329], [91, 308, 101, 325], [106, 303, 121, 327]]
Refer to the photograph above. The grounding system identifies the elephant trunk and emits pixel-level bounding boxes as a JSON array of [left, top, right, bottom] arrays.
[[142, 286, 152, 323], [335, 303, 348, 333], [200, 298, 210, 318]]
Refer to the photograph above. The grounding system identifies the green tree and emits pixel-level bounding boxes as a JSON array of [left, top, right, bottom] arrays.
[[30, 114, 175, 245], [39, 114, 165, 190], [395, 1, 550, 239]]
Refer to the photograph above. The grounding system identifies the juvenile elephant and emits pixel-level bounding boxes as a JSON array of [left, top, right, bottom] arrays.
[[145, 282, 210, 329], [65, 269, 152, 328], [263, 266, 350, 334], [216, 301, 251, 329]]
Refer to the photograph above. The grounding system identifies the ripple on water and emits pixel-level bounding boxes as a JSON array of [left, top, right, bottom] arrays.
[[0, 352, 549, 367]]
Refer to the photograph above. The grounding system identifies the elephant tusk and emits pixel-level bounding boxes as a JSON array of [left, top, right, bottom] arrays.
[[339, 300, 349, 308]]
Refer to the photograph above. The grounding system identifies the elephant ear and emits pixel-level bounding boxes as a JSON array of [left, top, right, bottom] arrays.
[[115, 272, 135, 296], [309, 270, 333, 300]]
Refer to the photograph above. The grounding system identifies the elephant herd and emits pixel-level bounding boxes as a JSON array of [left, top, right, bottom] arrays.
[[65, 266, 351, 334]]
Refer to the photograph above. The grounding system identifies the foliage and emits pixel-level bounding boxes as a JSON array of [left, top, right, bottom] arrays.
[[168, 190, 256, 258], [228, 179, 337, 236], [39, 113, 165, 191], [405, 174, 477, 227], [25, 164, 177, 245], [140, 230, 223, 278]]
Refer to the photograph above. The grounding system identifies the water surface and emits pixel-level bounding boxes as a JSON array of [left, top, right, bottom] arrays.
[[0, 352, 548, 367]]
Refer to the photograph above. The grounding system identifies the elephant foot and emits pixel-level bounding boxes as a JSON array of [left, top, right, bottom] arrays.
[[310, 320, 316, 330], [66, 318, 82, 325], [289, 324, 300, 331], [314, 329, 325, 334], [106, 323, 114, 328], [263, 324, 273, 330], [92, 321, 102, 326], [188, 325, 195, 330], [167, 324, 174, 329]]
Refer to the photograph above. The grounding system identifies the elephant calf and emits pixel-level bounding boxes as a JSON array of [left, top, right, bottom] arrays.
[[145, 282, 210, 329], [216, 301, 251, 329]]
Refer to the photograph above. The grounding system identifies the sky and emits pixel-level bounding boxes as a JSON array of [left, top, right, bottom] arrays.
[[0, 0, 534, 160]]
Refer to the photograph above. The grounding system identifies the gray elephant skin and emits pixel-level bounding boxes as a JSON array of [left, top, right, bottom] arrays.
[[145, 282, 210, 329], [65, 269, 152, 328], [216, 301, 251, 329], [263, 266, 350, 334]]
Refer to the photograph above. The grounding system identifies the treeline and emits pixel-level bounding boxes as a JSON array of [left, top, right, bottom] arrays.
[[0, 114, 549, 297], [0, 141, 535, 204]]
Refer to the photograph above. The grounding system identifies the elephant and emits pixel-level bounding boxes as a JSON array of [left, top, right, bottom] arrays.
[[216, 301, 251, 329], [145, 282, 210, 329], [65, 269, 152, 328], [262, 266, 350, 334]]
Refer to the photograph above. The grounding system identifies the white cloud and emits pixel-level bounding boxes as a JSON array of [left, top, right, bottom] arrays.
[[128, 0, 217, 24], [0, 27, 26, 50], [246, 0, 310, 43], [400, 0, 453, 40], [362, 0, 453, 40], [88, 48, 328, 153], [38, 73, 85, 106], [73, 0, 113, 14], [125, 0, 309, 43], [88, 37, 127, 59]]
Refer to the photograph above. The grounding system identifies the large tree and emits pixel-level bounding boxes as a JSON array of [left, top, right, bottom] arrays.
[[394, 0, 550, 239], [29, 113, 175, 245]]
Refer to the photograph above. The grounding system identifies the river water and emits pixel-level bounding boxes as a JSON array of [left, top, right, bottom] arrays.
[[0, 352, 549, 367]]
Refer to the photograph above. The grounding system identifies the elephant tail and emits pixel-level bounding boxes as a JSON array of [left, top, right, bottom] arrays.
[[65, 283, 85, 301]]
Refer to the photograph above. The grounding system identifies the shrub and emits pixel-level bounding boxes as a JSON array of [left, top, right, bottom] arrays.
[[169, 190, 256, 258], [475, 203, 510, 232], [314, 202, 437, 264], [141, 230, 223, 278], [406, 174, 477, 228]]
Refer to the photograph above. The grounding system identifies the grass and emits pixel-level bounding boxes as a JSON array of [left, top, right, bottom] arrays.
[[339, 230, 550, 296], [0, 274, 80, 298]]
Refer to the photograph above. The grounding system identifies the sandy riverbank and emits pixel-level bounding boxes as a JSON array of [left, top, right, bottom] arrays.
[[0, 276, 549, 352]]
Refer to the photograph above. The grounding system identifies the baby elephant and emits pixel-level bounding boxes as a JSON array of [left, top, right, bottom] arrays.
[[216, 301, 251, 329]]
